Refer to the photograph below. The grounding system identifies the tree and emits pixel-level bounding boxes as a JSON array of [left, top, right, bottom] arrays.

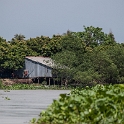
[[0, 37, 9, 68], [13, 34, 25, 41], [51, 26, 121, 85], [105, 44, 124, 83], [2, 39, 38, 70], [102, 31, 116, 45], [72, 26, 108, 48]]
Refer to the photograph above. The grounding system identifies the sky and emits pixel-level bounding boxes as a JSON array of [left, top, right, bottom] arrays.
[[0, 0, 124, 43]]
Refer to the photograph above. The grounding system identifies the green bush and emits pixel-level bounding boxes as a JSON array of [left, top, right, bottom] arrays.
[[31, 84, 124, 124], [42, 81, 47, 85]]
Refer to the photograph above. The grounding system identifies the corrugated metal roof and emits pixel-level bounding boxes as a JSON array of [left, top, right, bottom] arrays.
[[25, 56, 54, 67]]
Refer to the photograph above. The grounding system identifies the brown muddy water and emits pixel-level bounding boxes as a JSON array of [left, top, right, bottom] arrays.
[[0, 90, 70, 124]]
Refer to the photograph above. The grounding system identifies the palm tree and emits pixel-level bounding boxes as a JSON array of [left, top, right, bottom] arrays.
[[14, 34, 25, 40]]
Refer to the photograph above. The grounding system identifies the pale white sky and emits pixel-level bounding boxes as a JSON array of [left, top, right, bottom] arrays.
[[0, 0, 124, 42]]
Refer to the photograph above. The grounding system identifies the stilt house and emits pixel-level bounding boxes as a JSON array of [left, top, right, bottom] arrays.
[[24, 56, 54, 78]]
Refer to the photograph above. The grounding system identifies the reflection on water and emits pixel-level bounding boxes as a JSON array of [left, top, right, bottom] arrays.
[[0, 90, 70, 124]]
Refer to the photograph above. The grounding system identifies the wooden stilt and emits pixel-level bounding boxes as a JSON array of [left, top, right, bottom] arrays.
[[61, 77, 62, 86], [38, 78, 39, 84], [49, 78, 50, 86], [53, 78, 55, 87]]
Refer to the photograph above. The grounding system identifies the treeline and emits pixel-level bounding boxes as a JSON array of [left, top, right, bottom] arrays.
[[0, 26, 124, 84], [0, 34, 62, 70]]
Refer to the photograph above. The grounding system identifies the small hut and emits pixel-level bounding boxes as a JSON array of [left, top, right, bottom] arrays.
[[24, 56, 54, 84]]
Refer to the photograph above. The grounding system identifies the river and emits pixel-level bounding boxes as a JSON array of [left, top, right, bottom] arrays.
[[0, 90, 70, 124]]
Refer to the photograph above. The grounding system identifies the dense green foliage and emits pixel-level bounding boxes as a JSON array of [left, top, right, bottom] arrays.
[[0, 26, 124, 84], [31, 84, 124, 124], [51, 27, 124, 84]]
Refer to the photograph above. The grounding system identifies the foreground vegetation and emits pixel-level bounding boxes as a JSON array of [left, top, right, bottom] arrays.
[[31, 84, 124, 124]]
